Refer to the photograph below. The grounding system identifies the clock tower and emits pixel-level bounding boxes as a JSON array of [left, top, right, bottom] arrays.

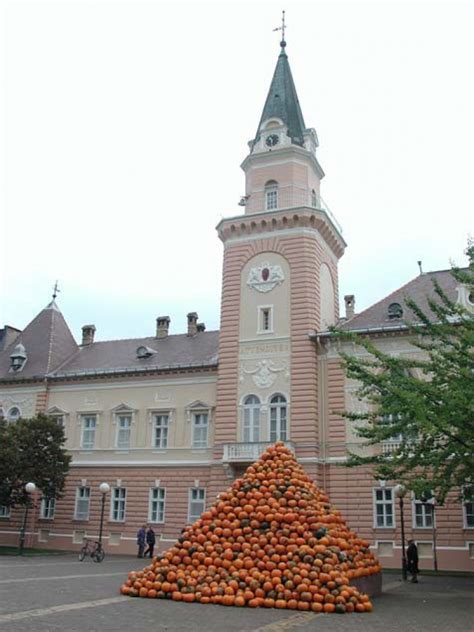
[[213, 37, 346, 483]]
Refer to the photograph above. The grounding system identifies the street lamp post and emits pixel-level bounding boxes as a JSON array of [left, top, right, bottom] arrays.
[[18, 482, 36, 556], [98, 482, 110, 550], [394, 484, 408, 581]]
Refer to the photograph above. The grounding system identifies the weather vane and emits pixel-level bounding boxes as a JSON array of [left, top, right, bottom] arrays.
[[52, 280, 61, 301], [273, 10, 286, 46]]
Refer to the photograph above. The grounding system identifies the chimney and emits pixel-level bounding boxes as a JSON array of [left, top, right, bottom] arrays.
[[197, 322, 206, 333], [187, 312, 198, 336], [344, 295, 355, 320], [81, 324, 96, 346], [156, 316, 170, 338]]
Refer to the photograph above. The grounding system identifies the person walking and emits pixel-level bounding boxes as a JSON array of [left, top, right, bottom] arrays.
[[136, 524, 146, 558], [407, 539, 419, 583], [145, 526, 156, 558]]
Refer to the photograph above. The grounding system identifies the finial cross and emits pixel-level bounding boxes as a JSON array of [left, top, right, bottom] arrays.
[[52, 280, 61, 300], [273, 10, 286, 45]]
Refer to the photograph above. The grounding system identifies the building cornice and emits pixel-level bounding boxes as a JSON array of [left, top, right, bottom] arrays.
[[216, 206, 346, 259], [0, 363, 218, 387]]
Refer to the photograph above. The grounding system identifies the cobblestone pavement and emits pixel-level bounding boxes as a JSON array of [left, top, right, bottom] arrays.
[[0, 555, 472, 631]]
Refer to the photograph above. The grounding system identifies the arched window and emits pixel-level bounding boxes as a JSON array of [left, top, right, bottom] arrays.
[[243, 395, 261, 442], [265, 180, 278, 211], [311, 189, 318, 208], [7, 407, 21, 423], [269, 394, 287, 442]]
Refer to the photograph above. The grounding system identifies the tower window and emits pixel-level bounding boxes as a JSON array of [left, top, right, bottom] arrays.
[[265, 181, 278, 210], [311, 189, 318, 208], [243, 395, 261, 443], [258, 306, 273, 333]]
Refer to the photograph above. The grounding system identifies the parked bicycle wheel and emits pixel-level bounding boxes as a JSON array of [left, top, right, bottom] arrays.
[[78, 546, 88, 561], [93, 547, 105, 563]]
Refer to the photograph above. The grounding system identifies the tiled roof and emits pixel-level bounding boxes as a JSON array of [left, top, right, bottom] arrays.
[[340, 269, 460, 332], [0, 303, 219, 382], [0, 301, 79, 380], [53, 331, 220, 377]]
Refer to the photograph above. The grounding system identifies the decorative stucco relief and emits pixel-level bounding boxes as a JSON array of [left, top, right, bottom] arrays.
[[247, 261, 284, 293], [0, 393, 36, 418], [240, 360, 289, 389]]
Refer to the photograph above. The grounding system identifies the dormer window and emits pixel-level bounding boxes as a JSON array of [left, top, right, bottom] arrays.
[[136, 345, 156, 359], [388, 302, 403, 320], [9, 343, 27, 372], [265, 180, 278, 211]]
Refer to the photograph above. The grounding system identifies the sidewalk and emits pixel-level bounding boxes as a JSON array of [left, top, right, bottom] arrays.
[[0, 555, 472, 631]]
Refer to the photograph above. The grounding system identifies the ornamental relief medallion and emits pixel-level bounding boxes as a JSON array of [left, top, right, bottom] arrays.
[[247, 261, 284, 293], [240, 359, 289, 389]]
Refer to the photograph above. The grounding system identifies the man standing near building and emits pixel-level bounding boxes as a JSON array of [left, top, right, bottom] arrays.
[[145, 526, 156, 558], [136, 524, 146, 558], [407, 540, 419, 583]]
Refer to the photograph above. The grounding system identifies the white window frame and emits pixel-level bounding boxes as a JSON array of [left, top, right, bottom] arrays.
[[269, 394, 288, 442], [380, 413, 403, 442], [0, 505, 11, 518], [110, 487, 126, 522], [153, 413, 169, 449], [242, 395, 261, 443], [463, 486, 474, 529], [7, 406, 21, 423], [40, 497, 56, 520], [80, 415, 97, 450], [74, 487, 90, 521], [116, 414, 132, 450], [412, 493, 435, 529], [373, 487, 395, 528], [265, 186, 278, 210], [51, 415, 65, 428], [257, 305, 273, 334], [149, 487, 166, 523], [192, 412, 209, 449], [188, 487, 206, 523]]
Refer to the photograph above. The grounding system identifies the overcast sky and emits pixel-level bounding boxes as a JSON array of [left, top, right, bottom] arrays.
[[1, 0, 472, 342]]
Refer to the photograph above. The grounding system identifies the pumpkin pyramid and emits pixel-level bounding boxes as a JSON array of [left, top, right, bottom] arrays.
[[120, 443, 380, 613]]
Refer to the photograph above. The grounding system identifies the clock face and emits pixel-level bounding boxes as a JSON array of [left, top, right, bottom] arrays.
[[265, 134, 279, 147]]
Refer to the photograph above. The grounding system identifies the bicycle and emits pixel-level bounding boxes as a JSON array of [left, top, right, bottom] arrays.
[[78, 538, 105, 563]]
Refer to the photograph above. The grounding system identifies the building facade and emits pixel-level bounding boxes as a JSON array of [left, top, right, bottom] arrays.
[[1, 39, 472, 570]]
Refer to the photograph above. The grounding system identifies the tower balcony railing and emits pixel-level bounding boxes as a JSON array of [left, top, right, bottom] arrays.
[[315, 193, 344, 236], [222, 441, 295, 463]]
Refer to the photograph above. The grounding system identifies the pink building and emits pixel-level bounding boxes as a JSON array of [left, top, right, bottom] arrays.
[[0, 37, 472, 571]]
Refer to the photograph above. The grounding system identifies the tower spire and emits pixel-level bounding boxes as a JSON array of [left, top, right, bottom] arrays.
[[252, 16, 306, 149]]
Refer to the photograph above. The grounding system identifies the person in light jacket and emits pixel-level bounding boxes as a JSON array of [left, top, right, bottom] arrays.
[[136, 524, 146, 558]]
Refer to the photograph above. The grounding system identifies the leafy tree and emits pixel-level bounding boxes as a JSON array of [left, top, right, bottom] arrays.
[[0, 413, 71, 507], [335, 244, 474, 504]]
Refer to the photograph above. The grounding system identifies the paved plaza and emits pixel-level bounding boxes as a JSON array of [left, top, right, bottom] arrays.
[[0, 554, 472, 631]]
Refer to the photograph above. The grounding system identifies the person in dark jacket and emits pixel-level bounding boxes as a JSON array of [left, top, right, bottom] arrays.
[[136, 524, 146, 558], [145, 526, 156, 558], [406, 539, 419, 583]]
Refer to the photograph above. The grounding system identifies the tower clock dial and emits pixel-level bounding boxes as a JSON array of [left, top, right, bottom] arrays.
[[265, 134, 279, 147]]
